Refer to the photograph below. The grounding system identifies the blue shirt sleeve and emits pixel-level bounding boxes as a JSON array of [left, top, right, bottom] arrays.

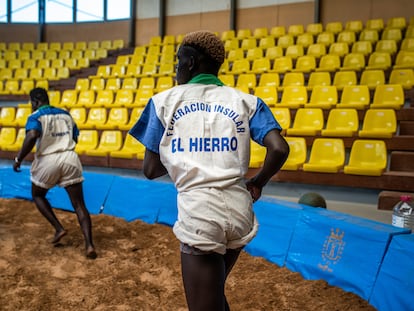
[[128, 100, 165, 153], [249, 98, 281, 145], [25, 113, 42, 133]]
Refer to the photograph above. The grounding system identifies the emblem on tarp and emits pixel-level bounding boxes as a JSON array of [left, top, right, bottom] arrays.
[[318, 228, 345, 273]]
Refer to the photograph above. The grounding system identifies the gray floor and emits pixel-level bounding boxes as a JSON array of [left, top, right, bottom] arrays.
[[0, 158, 393, 225]]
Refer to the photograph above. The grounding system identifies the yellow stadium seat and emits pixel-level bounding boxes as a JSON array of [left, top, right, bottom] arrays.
[[286, 108, 324, 136], [219, 74, 235, 87], [76, 90, 96, 108], [95, 48, 108, 59], [344, 140, 387, 176], [95, 90, 114, 108], [36, 79, 49, 91], [381, 28, 402, 42], [366, 18, 384, 32], [44, 50, 58, 60], [337, 31, 356, 46], [75, 78, 90, 91], [249, 140, 267, 168], [37, 59, 51, 69], [28, 68, 43, 80], [316, 31, 335, 47], [337, 85, 370, 110], [113, 39, 125, 49], [296, 33, 314, 48], [291, 55, 316, 73], [341, 53, 366, 72], [351, 41, 372, 57], [140, 63, 157, 76], [56, 67, 70, 79], [64, 58, 77, 70], [219, 60, 229, 74], [251, 57, 271, 74], [240, 38, 257, 50], [2, 80, 20, 95], [155, 76, 174, 93], [375, 40, 398, 55], [359, 109, 397, 138], [87, 41, 100, 50], [271, 56, 293, 74], [389, 68, 414, 90], [306, 23, 323, 36], [285, 45, 304, 60], [122, 77, 138, 90], [365, 52, 392, 71], [265, 46, 284, 60], [254, 86, 278, 107], [253, 27, 269, 39], [221, 30, 235, 41], [49, 42, 61, 50], [43, 68, 57, 81], [138, 77, 155, 90], [277, 34, 295, 49], [280, 137, 307, 170], [359, 29, 379, 44], [69, 107, 88, 129], [48, 90, 61, 107], [97, 107, 129, 130], [236, 73, 257, 91], [333, 70, 357, 91], [270, 26, 286, 38], [278, 85, 308, 109], [85, 130, 123, 157], [328, 42, 349, 58], [405, 26, 414, 39], [306, 43, 326, 58], [51, 58, 64, 68], [133, 89, 153, 107], [0, 127, 17, 150], [321, 108, 359, 137], [75, 130, 99, 155], [62, 41, 74, 50], [159, 52, 175, 65], [125, 64, 141, 77], [270, 107, 291, 130], [110, 64, 126, 78], [236, 29, 252, 40], [113, 89, 134, 108], [288, 24, 304, 37], [245, 47, 264, 61], [229, 59, 250, 75], [8, 59, 21, 70], [258, 37, 275, 49], [360, 69, 386, 90], [84, 49, 97, 61], [4, 50, 16, 61], [149, 36, 161, 46], [71, 49, 84, 60], [0, 107, 16, 126], [83, 107, 107, 129], [305, 85, 338, 109], [105, 78, 121, 91], [90, 78, 106, 91], [22, 59, 36, 69], [224, 38, 239, 52], [31, 50, 44, 61], [393, 51, 414, 69], [13, 68, 28, 80], [303, 138, 345, 173], [119, 107, 144, 131], [325, 21, 343, 35], [258, 72, 280, 88], [371, 84, 405, 109], [60, 90, 78, 108], [280, 72, 305, 90], [306, 71, 331, 90], [2, 128, 26, 152], [162, 35, 175, 45], [13, 107, 32, 127], [157, 63, 174, 77], [345, 20, 363, 33], [36, 42, 48, 51], [316, 54, 341, 72], [93, 65, 112, 79], [110, 134, 146, 159], [18, 79, 35, 95], [386, 17, 406, 30], [0, 68, 13, 80], [400, 38, 414, 52]]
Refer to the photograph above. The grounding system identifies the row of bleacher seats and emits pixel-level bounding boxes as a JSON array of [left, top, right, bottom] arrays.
[[0, 48, 108, 62], [0, 103, 399, 140], [0, 39, 125, 52]]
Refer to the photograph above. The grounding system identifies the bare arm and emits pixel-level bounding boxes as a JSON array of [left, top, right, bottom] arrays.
[[246, 129, 290, 202], [142, 149, 168, 180], [13, 129, 40, 172]]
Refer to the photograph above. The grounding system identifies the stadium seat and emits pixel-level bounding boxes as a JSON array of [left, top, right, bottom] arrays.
[[278, 85, 308, 108], [240, 38, 257, 50], [386, 16, 406, 30], [76, 90, 96, 108], [400, 38, 414, 52], [110, 64, 126, 78], [133, 89, 153, 107], [332, 70, 357, 91], [366, 18, 384, 32], [389, 68, 414, 90], [277, 34, 295, 49], [306, 71, 331, 90], [119, 107, 144, 131], [351, 41, 372, 57], [325, 21, 343, 35], [138, 77, 155, 90], [280, 137, 307, 170], [13, 68, 28, 80], [97, 107, 129, 130], [2, 128, 26, 152], [75, 130, 99, 155], [236, 28, 252, 40], [296, 33, 314, 48], [316, 31, 335, 47], [371, 84, 405, 109], [336, 30, 357, 46], [381, 28, 402, 42], [105, 78, 121, 91], [359, 29, 379, 44], [60, 90, 78, 108], [337, 85, 371, 110], [271, 56, 293, 74], [95, 90, 114, 108], [302, 138, 345, 173], [221, 30, 235, 41], [0, 127, 16, 150], [75, 78, 90, 91], [227, 49, 244, 62], [36, 79, 49, 90], [288, 24, 304, 37], [254, 86, 278, 107], [249, 140, 267, 168], [251, 57, 271, 74], [229, 59, 250, 75], [340, 53, 366, 72], [306, 23, 323, 36], [270, 26, 286, 38], [321, 108, 359, 137], [28, 68, 43, 80], [125, 64, 141, 77], [122, 77, 138, 90], [258, 72, 280, 88], [305, 85, 338, 109], [113, 89, 134, 108], [219, 74, 235, 87], [286, 108, 324, 136], [140, 63, 157, 76], [83, 107, 107, 129], [0, 80, 19, 95], [285, 45, 304, 60], [258, 37, 275, 49], [365, 52, 392, 71], [13, 107, 32, 127], [85, 130, 123, 157], [155, 76, 174, 93], [245, 47, 264, 61], [18, 79, 35, 95], [69, 107, 88, 129], [110, 134, 146, 160], [48, 90, 61, 107], [224, 38, 239, 52], [306, 43, 326, 58], [358, 109, 397, 138], [291, 55, 316, 73], [253, 27, 269, 39], [270, 107, 291, 130], [393, 51, 414, 69], [344, 139, 387, 176], [375, 40, 398, 55], [279, 72, 305, 90], [360, 69, 386, 90], [265, 46, 284, 60], [345, 20, 363, 33], [56, 67, 70, 79], [316, 54, 341, 72], [236, 73, 257, 91]]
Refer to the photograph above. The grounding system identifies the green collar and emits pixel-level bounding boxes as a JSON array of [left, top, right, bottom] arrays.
[[188, 74, 224, 86], [38, 104, 50, 110]]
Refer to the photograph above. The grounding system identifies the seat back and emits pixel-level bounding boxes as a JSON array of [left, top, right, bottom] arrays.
[[277, 34, 295, 49], [307, 85, 338, 108], [389, 68, 414, 89], [333, 70, 357, 90], [265, 46, 283, 60], [281, 137, 307, 170], [0, 127, 17, 148], [75, 78, 90, 91], [337, 30, 356, 46], [270, 107, 291, 129], [360, 69, 386, 90], [375, 39, 398, 55], [14, 107, 32, 127], [105, 78, 121, 91], [317, 54, 341, 72], [359, 29, 379, 44], [290, 108, 324, 131], [322, 108, 359, 136], [371, 84, 404, 109], [95, 90, 114, 107], [328, 42, 349, 58], [280, 85, 308, 107], [251, 57, 271, 74], [293, 55, 316, 73], [341, 52, 366, 71], [86, 108, 107, 128], [249, 140, 267, 168], [254, 86, 278, 107], [285, 44, 304, 59], [134, 89, 153, 107], [306, 43, 326, 58], [394, 51, 414, 69], [307, 72, 331, 90], [75, 130, 99, 154], [96, 130, 123, 152], [69, 107, 87, 128], [366, 52, 392, 70], [230, 59, 250, 74], [360, 109, 397, 137], [351, 41, 373, 56], [305, 138, 345, 168], [114, 89, 134, 107], [345, 139, 387, 175], [122, 77, 138, 89], [339, 85, 370, 109], [271, 56, 293, 73], [296, 33, 314, 48], [106, 108, 129, 127], [281, 72, 304, 88], [366, 19, 384, 31], [219, 74, 235, 87], [0, 107, 16, 126], [138, 77, 155, 90], [76, 90, 96, 108], [236, 73, 257, 91], [316, 31, 335, 46], [258, 72, 280, 88], [60, 90, 78, 108]]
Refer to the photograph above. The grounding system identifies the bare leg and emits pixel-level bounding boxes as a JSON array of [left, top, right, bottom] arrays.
[[223, 248, 242, 311], [181, 251, 226, 311], [31, 183, 67, 244], [65, 182, 97, 259]]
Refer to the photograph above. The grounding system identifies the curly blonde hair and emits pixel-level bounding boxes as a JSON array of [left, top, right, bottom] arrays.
[[181, 30, 225, 65]]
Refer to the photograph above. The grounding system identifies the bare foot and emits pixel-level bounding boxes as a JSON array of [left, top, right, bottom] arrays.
[[52, 230, 67, 244], [86, 246, 97, 259]]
